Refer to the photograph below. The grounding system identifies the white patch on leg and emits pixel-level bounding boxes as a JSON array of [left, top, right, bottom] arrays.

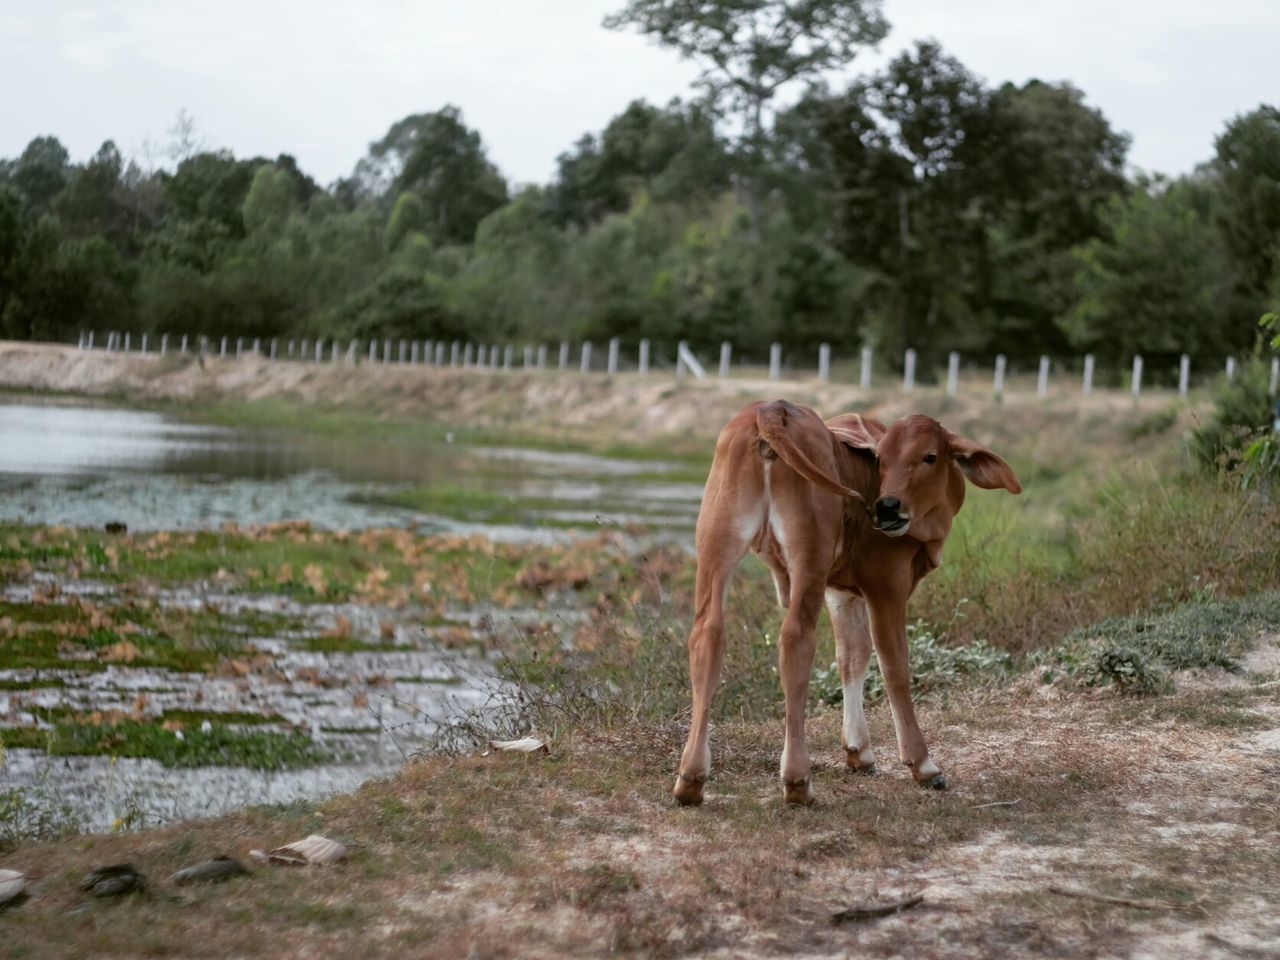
[[841, 681, 874, 763], [917, 756, 940, 778]]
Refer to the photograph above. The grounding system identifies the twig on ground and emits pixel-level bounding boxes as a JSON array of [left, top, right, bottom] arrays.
[[970, 799, 1022, 809], [831, 894, 925, 924], [1047, 885, 1205, 916]]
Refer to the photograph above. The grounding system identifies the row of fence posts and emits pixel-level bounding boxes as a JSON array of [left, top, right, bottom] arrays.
[[77, 331, 1280, 398]]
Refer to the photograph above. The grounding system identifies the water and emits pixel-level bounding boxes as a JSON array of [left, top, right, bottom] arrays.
[[0, 398, 703, 538], [0, 397, 701, 833]]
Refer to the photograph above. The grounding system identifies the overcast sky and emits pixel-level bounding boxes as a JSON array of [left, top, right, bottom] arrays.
[[2, 0, 1277, 187]]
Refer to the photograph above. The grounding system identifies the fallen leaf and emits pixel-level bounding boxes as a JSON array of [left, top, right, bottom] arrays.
[[250, 834, 347, 867], [489, 736, 549, 755], [101, 641, 142, 663], [0, 869, 25, 907]]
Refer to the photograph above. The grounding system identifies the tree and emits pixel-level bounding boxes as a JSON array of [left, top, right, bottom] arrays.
[[604, 0, 888, 217], [242, 163, 301, 238], [1213, 105, 1280, 304], [1065, 176, 1234, 364], [550, 99, 729, 225], [354, 108, 508, 244], [9, 136, 71, 213]]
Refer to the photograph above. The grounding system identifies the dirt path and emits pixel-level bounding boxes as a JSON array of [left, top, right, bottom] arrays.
[[3, 641, 1277, 958]]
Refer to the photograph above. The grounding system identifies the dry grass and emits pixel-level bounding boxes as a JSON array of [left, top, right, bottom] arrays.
[[3, 648, 1279, 958]]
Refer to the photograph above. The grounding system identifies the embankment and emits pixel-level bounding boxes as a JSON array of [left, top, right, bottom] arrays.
[[0, 340, 1202, 451]]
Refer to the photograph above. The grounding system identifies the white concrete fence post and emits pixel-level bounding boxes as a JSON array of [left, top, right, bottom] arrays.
[[994, 354, 1007, 400], [181, 334, 188, 354], [535, 344, 546, 369], [1131, 355, 1144, 398], [769, 342, 782, 381], [1226, 356, 1236, 382], [382, 339, 392, 364], [719, 342, 732, 379], [523, 345, 533, 368], [269, 338, 277, 359], [903, 349, 917, 391], [124, 332, 131, 352], [607, 337, 619, 375], [860, 346, 873, 389], [676, 340, 688, 379], [818, 343, 831, 382], [220, 336, 228, 358], [411, 341, 419, 365], [1178, 354, 1191, 397], [140, 334, 148, 354], [330, 340, 339, 363], [160, 333, 169, 356], [558, 341, 569, 370], [946, 351, 960, 397], [368, 340, 377, 363], [253, 337, 261, 356], [1083, 354, 1095, 395], [478, 345, 487, 367], [1037, 355, 1050, 397], [314, 339, 322, 363], [462, 342, 473, 367], [580, 341, 592, 373], [1270, 357, 1279, 396], [638, 339, 649, 375], [346, 340, 357, 365], [449, 341, 459, 366]]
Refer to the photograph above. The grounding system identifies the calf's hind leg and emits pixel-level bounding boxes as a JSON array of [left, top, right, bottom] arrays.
[[673, 494, 758, 806], [826, 590, 876, 772]]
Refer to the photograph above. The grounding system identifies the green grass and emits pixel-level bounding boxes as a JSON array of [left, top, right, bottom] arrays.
[[0, 719, 326, 769], [0, 598, 267, 673]]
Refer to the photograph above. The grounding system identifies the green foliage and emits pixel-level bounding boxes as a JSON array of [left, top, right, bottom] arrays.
[[1192, 351, 1277, 474], [1045, 591, 1280, 695], [1, 79, 1276, 368], [813, 616, 1013, 707], [1066, 176, 1236, 363]]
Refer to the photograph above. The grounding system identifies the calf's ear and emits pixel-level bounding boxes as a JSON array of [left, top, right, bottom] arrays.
[[945, 431, 1022, 493], [826, 413, 886, 455]]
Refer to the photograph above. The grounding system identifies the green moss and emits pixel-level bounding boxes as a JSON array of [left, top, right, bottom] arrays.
[[1, 719, 327, 769], [158, 708, 288, 726]]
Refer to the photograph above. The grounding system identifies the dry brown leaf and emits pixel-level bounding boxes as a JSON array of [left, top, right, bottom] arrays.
[[489, 736, 549, 755], [249, 834, 347, 867], [0, 869, 25, 906], [100, 641, 141, 663]]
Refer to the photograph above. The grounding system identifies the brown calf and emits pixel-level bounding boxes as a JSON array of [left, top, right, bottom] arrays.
[[673, 400, 1021, 806]]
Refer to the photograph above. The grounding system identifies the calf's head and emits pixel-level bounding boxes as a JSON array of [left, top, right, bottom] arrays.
[[831, 413, 1021, 542]]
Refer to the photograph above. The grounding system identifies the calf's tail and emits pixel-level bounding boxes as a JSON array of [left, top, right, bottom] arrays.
[[756, 401, 866, 503]]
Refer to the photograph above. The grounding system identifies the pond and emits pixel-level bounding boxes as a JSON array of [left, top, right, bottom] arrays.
[[0, 398, 703, 539], [0, 397, 702, 835]]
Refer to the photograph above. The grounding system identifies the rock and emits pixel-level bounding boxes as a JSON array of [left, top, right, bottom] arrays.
[[79, 864, 145, 898], [168, 856, 249, 886]]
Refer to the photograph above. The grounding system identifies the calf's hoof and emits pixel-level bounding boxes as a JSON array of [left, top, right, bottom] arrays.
[[917, 772, 948, 791], [845, 750, 876, 775], [672, 772, 705, 807], [783, 778, 815, 806]]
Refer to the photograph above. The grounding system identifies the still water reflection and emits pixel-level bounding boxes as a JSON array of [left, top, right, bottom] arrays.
[[0, 398, 702, 538]]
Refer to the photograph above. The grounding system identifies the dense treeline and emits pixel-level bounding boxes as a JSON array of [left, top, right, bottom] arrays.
[[1, 31, 1278, 370]]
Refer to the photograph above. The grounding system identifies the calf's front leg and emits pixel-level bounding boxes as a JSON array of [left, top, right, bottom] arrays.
[[866, 590, 947, 789]]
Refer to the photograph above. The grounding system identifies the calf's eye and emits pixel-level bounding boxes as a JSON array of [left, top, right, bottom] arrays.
[[923, 453, 938, 464]]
